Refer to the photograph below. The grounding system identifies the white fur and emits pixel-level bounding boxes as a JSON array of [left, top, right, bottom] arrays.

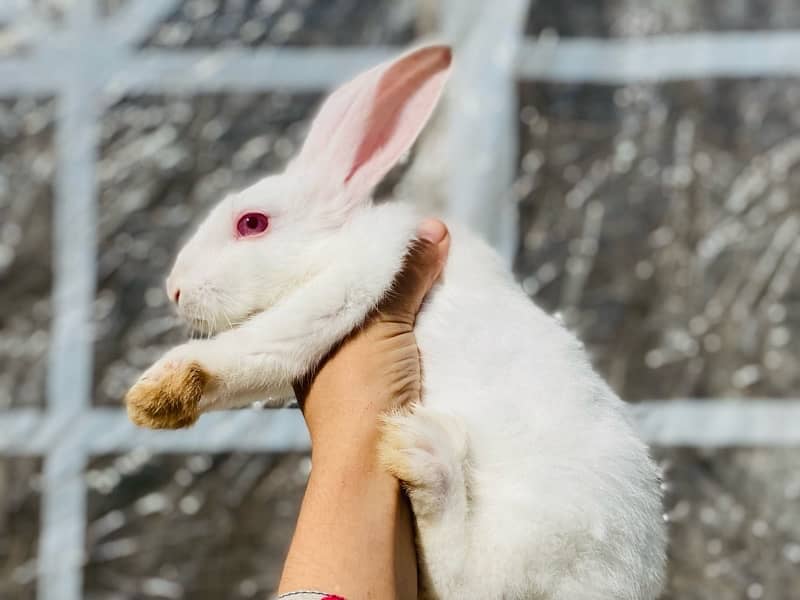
[[145, 46, 667, 599]]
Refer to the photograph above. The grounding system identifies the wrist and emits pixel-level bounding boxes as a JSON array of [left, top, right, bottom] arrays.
[[303, 390, 390, 460], [307, 440, 401, 517], [309, 423, 382, 471]]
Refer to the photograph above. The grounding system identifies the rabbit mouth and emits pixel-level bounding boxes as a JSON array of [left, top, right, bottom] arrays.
[[184, 310, 260, 338], [185, 314, 230, 337], [186, 316, 219, 338]]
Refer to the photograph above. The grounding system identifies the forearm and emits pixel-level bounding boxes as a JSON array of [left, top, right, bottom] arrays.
[[278, 441, 417, 599]]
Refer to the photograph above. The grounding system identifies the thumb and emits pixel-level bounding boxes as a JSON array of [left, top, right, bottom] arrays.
[[380, 219, 450, 320]]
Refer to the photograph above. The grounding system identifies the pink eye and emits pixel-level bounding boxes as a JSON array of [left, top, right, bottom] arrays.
[[236, 212, 269, 237]]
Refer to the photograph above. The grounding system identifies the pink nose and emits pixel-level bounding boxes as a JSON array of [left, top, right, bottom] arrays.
[[166, 279, 181, 304]]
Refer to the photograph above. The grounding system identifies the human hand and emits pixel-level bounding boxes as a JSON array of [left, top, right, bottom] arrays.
[[293, 218, 450, 456]]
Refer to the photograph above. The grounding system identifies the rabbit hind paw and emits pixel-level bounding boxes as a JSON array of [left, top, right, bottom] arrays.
[[379, 406, 468, 517]]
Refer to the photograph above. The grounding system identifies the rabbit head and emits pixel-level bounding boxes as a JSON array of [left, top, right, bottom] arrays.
[[165, 45, 452, 334]]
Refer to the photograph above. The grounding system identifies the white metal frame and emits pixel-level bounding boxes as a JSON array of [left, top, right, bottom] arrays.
[[1, 2, 799, 599]]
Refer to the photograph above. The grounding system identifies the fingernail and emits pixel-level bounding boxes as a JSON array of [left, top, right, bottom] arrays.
[[417, 219, 446, 243]]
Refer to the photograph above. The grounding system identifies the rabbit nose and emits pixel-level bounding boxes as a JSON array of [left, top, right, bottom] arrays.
[[166, 279, 181, 305]]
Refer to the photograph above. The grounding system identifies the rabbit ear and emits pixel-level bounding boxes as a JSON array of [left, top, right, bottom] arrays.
[[291, 45, 452, 203]]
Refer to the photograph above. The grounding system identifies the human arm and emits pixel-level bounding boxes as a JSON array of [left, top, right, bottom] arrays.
[[277, 220, 450, 599]]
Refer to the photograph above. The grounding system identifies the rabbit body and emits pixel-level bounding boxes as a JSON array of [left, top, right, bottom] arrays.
[[381, 207, 666, 599], [125, 46, 667, 598]]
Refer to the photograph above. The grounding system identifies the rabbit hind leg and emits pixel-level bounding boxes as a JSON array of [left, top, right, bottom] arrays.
[[379, 406, 472, 596]]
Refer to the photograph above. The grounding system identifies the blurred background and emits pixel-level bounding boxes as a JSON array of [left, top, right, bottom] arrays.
[[1, 0, 800, 599]]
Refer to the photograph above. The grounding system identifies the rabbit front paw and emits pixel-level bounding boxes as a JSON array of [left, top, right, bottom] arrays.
[[379, 406, 468, 517], [125, 346, 215, 429]]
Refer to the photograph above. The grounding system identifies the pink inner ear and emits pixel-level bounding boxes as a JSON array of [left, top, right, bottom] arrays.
[[344, 47, 452, 184], [344, 105, 393, 184]]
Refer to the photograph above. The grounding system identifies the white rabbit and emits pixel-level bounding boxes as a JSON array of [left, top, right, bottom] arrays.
[[126, 45, 667, 599]]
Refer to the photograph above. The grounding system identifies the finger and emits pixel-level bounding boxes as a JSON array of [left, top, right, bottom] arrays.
[[381, 219, 450, 319]]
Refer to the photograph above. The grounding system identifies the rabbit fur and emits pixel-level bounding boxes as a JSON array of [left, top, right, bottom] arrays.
[[125, 45, 667, 599]]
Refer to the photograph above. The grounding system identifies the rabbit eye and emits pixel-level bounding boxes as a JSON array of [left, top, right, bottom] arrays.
[[236, 212, 269, 237]]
